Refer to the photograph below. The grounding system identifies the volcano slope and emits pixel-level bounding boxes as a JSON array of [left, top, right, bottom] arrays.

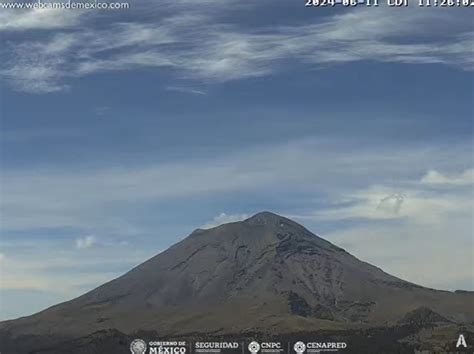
[[1, 212, 473, 353]]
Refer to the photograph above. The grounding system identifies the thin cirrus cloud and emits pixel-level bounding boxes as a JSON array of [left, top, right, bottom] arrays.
[[1, 3, 473, 93], [2, 138, 472, 232]]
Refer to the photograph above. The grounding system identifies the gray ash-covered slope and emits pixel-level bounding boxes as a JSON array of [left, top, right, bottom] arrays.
[[1, 212, 472, 342]]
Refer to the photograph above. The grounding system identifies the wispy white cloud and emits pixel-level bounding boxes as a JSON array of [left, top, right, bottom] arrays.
[[201, 212, 249, 229], [2, 138, 471, 231], [166, 86, 207, 95], [75, 235, 96, 249], [293, 167, 474, 290], [298, 170, 473, 223], [1, 4, 472, 93], [2, 32, 78, 92], [421, 168, 473, 186], [0, 7, 84, 31]]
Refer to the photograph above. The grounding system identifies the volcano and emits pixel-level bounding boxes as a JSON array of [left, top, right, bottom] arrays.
[[1, 212, 473, 353]]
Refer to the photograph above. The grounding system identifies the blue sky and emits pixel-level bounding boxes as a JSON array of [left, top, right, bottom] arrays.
[[0, 0, 473, 320]]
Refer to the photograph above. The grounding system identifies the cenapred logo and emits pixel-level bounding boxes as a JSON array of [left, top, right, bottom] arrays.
[[130, 339, 147, 354], [293, 341, 347, 353], [293, 342, 306, 354], [248, 341, 261, 353]]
